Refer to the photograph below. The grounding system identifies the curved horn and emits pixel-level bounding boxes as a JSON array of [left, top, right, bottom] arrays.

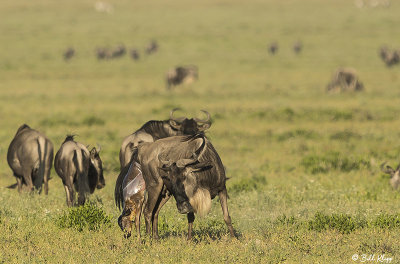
[[96, 143, 102, 153], [169, 108, 186, 122], [194, 110, 211, 123], [380, 162, 395, 174], [176, 153, 198, 169]]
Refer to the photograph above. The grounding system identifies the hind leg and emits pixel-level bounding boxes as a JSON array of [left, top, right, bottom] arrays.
[[64, 185, 74, 207], [22, 167, 34, 193], [16, 175, 23, 193], [152, 192, 170, 239], [43, 166, 51, 195], [218, 188, 235, 237], [143, 184, 163, 237]]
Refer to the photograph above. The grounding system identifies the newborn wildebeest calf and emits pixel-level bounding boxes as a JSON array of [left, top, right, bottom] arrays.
[[54, 136, 105, 206], [7, 124, 54, 194], [115, 134, 235, 240]]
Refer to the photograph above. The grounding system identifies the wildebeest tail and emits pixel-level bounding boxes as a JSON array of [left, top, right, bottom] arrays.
[[34, 137, 48, 191], [73, 149, 90, 200], [188, 188, 212, 217]]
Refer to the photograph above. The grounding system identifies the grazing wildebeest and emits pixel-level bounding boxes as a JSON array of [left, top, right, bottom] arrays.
[[293, 41, 302, 54], [145, 40, 158, 55], [7, 124, 54, 194], [96, 47, 111, 60], [130, 49, 140, 60], [326, 68, 364, 93], [63, 47, 75, 61], [381, 162, 400, 189], [268, 42, 278, 55], [118, 108, 211, 169], [111, 45, 126, 58], [54, 136, 105, 206], [116, 134, 235, 240], [379, 46, 400, 67], [166, 65, 198, 90]]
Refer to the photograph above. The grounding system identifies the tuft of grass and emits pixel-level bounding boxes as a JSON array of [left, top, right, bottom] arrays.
[[330, 130, 362, 141], [276, 129, 318, 141], [274, 214, 298, 226], [55, 202, 112, 232], [81, 116, 105, 126], [308, 212, 367, 234], [372, 213, 400, 229], [228, 175, 267, 194], [301, 152, 370, 174]]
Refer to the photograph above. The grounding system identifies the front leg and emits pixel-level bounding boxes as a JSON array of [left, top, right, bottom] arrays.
[[187, 212, 195, 240], [143, 184, 163, 237], [152, 191, 170, 239]]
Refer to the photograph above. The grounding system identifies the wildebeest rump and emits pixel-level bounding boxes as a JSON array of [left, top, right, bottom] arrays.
[[116, 134, 235, 240], [145, 40, 158, 55], [166, 65, 198, 90], [7, 124, 54, 194], [326, 68, 364, 93], [118, 108, 211, 169], [54, 135, 105, 206], [379, 46, 400, 67]]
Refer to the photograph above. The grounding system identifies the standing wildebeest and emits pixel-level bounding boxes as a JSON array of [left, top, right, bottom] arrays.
[[268, 42, 278, 55], [130, 49, 140, 60], [118, 108, 211, 170], [145, 40, 158, 55], [7, 124, 54, 194], [166, 65, 198, 90], [293, 41, 302, 54], [63, 47, 75, 61], [326, 68, 364, 93], [115, 134, 235, 240], [54, 136, 105, 206], [381, 162, 400, 189], [96, 47, 111, 60], [379, 46, 400, 67], [111, 45, 126, 58]]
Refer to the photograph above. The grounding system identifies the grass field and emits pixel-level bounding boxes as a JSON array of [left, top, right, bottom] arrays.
[[1, 0, 400, 263]]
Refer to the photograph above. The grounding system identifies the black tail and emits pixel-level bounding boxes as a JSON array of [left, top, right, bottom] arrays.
[[7, 183, 18, 189]]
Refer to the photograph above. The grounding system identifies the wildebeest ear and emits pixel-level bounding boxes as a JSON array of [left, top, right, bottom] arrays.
[[197, 122, 211, 131], [90, 147, 97, 155], [169, 119, 181, 130]]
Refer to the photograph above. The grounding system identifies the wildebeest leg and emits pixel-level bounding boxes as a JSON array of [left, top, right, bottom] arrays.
[[43, 166, 51, 195], [218, 189, 235, 237], [22, 167, 34, 193], [144, 184, 163, 237], [152, 193, 170, 239], [187, 212, 195, 240], [77, 191, 86, 206], [64, 185, 73, 207], [16, 176, 23, 193]]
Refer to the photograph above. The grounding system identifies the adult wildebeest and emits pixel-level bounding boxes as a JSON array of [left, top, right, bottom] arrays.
[[268, 42, 278, 55], [118, 108, 211, 170], [96, 47, 111, 60], [111, 45, 126, 58], [293, 41, 302, 54], [7, 124, 54, 194], [145, 40, 158, 55], [115, 134, 235, 240], [326, 68, 364, 93], [381, 162, 400, 189], [63, 47, 75, 61], [166, 65, 198, 90], [130, 49, 140, 60], [379, 46, 400, 67], [54, 135, 105, 206]]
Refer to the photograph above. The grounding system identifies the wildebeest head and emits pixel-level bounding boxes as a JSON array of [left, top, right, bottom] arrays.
[[88, 146, 105, 192], [159, 153, 212, 215], [168, 108, 211, 135], [381, 162, 400, 189]]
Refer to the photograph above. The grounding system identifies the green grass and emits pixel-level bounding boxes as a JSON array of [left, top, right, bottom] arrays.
[[1, 0, 400, 262]]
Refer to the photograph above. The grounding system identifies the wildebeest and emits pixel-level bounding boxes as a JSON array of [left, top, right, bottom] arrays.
[[63, 47, 75, 61], [54, 136, 105, 206], [326, 68, 364, 93], [268, 42, 278, 55], [115, 134, 235, 240], [381, 162, 400, 189], [166, 65, 198, 90], [7, 124, 54, 194], [145, 40, 158, 55], [130, 49, 140, 60], [118, 108, 211, 169], [293, 41, 302, 54], [96, 47, 111, 60], [379, 46, 400, 67], [111, 45, 126, 58]]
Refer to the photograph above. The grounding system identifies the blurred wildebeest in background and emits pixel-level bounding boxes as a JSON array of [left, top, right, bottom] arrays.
[[326, 68, 364, 93], [63, 47, 75, 61], [7, 124, 54, 194], [268, 42, 278, 55], [115, 134, 235, 240], [96, 47, 111, 60], [130, 49, 140, 60], [379, 46, 400, 67], [111, 45, 126, 58], [293, 41, 302, 54], [145, 40, 158, 55], [166, 65, 198, 90], [381, 162, 400, 189], [54, 136, 105, 206], [118, 108, 211, 169]]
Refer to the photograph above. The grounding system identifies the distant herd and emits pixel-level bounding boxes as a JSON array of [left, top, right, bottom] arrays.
[[6, 109, 235, 240]]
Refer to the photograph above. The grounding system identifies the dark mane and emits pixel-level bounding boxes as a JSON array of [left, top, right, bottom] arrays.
[[64, 135, 76, 142], [140, 120, 174, 139]]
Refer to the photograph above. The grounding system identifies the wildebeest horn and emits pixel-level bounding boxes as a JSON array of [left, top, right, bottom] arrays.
[[96, 143, 102, 153], [170, 108, 186, 123], [194, 110, 211, 123], [380, 162, 395, 174], [176, 153, 198, 168]]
